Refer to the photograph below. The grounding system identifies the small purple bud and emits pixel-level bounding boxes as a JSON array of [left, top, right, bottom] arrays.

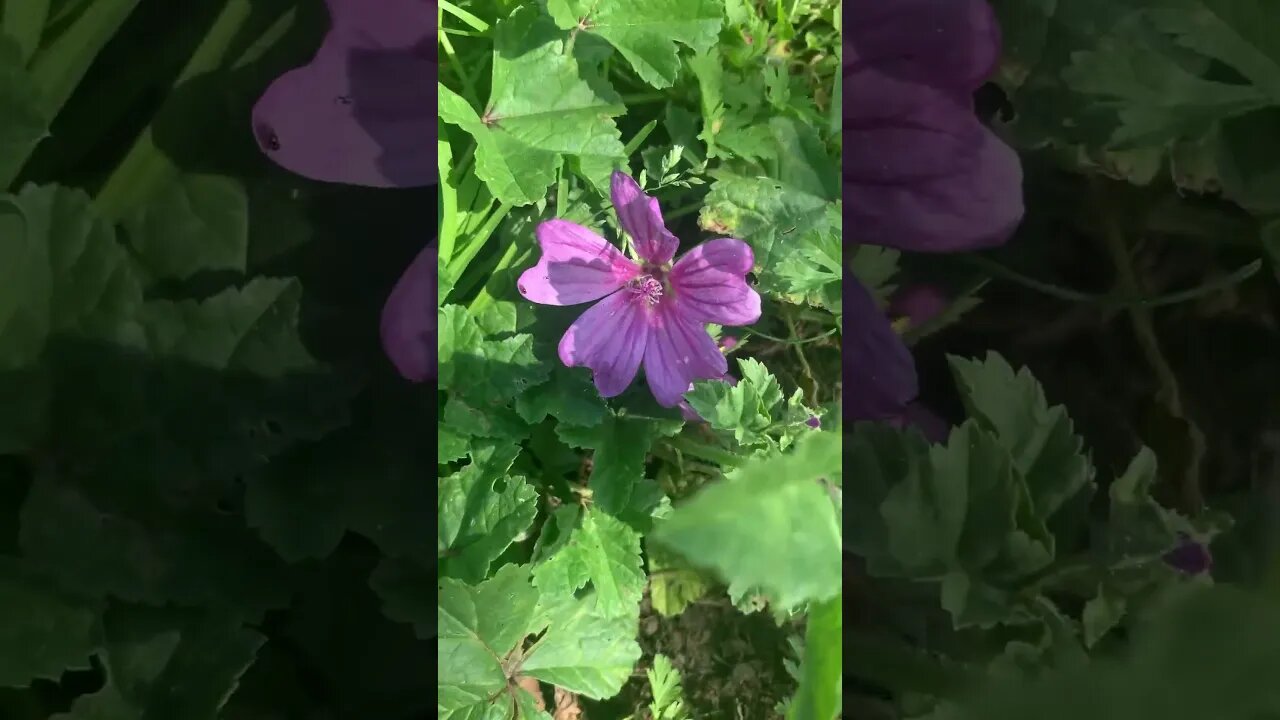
[[806, 416, 821, 429], [1164, 534, 1212, 576], [720, 335, 739, 351], [889, 284, 949, 329]]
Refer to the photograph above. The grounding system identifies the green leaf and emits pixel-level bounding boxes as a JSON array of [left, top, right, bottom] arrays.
[[1081, 584, 1126, 648], [56, 605, 263, 720], [651, 431, 841, 610], [846, 422, 1053, 628], [937, 585, 1280, 720], [0, 559, 99, 688], [19, 475, 291, 612], [438, 564, 541, 715], [135, 277, 318, 375], [786, 595, 841, 720], [556, 414, 682, 515], [0, 35, 49, 187], [848, 244, 900, 303], [439, 304, 550, 406], [438, 7, 625, 206], [520, 591, 641, 699], [685, 358, 818, 449], [1062, 11, 1271, 148], [646, 539, 710, 617], [646, 654, 690, 720], [246, 406, 434, 565], [774, 228, 841, 298], [699, 171, 840, 299], [767, 117, 839, 201], [0, 184, 142, 370], [949, 352, 1095, 524], [880, 421, 1021, 576], [1105, 446, 1195, 561], [545, 0, 722, 88], [532, 506, 644, 618], [439, 442, 539, 583], [369, 556, 434, 639], [686, 357, 780, 444], [25, 0, 140, 118], [122, 174, 248, 282], [1, 0, 50, 63], [514, 365, 608, 427], [1145, 0, 1280, 103]]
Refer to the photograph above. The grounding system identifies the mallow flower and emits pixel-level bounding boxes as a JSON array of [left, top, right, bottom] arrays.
[[252, 0, 436, 188], [251, 0, 439, 382], [845, 0, 1023, 428], [846, 0, 1022, 252], [1164, 533, 1213, 576], [518, 172, 761, 408], [380, 243, 437, 382]]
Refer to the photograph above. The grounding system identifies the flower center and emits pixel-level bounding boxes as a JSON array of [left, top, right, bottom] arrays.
[[628, 274, 664, 306]]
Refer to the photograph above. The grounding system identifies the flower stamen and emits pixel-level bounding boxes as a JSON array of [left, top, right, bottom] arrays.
[[628, 275, 664, 306]]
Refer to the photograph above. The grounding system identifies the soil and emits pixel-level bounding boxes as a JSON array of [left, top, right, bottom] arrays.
[[586, 591, 800, 720]]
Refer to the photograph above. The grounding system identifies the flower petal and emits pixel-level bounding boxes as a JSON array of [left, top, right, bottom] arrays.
[[643, 302, 728, 407], [518, 220, 641, 306], [251, 0, 435, 188], [889, 283, 949, 329], [610, 172, 679, 265], [846, 0, 1000, 96], [846, 278, 917, 421], [380, 243, 436, 382], [558, 290, 649, 397], [669, 238, 761, 326], [845, 84, 1023, 252]]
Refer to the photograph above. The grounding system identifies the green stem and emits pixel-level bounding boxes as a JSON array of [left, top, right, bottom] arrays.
[[94, 0, 257, 220], [619, 92, 666, 105], [965, 254, 1261, 309], [438, 0, 490, 32], [1096, 181, 1205, 514], [438, 5, 482, 110], [466, 242, 529, 315], [446, 202, 513, 280], [665, 203, 701, 221], [743, 326, 837, 346]]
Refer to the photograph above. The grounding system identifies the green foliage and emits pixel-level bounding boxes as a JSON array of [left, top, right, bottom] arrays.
[[685, 357, 819, 449], [990, 0, 1280, 209], [652, 430, 841, 611], [645, 654, 691, 720], [929, 585, 1280, 720], [846, 353, 1178, 630], [438, 7, 626, 206], [786, 595, 841, 720], [545, 0, 723, 89]]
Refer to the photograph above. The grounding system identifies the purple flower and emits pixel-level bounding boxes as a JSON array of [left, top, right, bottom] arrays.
[[1164, 534, 1213, 576], [846, 0, 1022, 252], [252, 0, 436, 188], [381, 243, 437, 382], [847, 279, 918, 422], [518, 172, 761, 407], [845, 0, 1024, 429], [889, 283, 949, 330]]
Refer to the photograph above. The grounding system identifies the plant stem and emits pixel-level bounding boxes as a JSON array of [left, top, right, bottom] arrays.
[[94, 0, 260, 219], [439, 0, 490, 32], [447, 202, 513, 286], [1095, 179, 1205, 514]]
